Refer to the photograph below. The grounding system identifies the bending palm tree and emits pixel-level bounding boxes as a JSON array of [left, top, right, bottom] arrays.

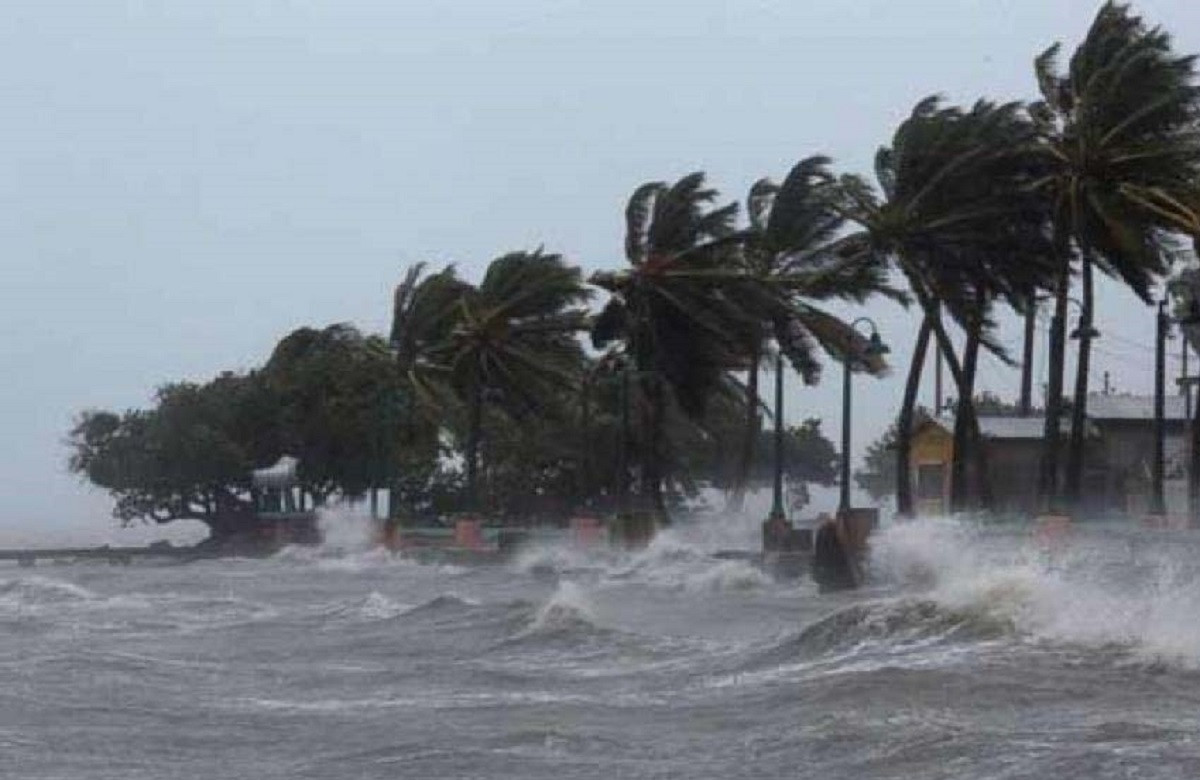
[[1030, 1, 1200, 510], [591, 172, 758, 519], [833, 97, 1053, 515], [434, 250, 591, 512], [730, 157, 901, 508], [389, 263, 474, 516]]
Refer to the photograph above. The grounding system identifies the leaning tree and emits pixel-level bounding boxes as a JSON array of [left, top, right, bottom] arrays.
[[591, 172, 757, 519], [1029, 1, 1200, 510], [729, 156, 901, 509], [832, 97, 1055, 514], [428, 250, 591, 512]]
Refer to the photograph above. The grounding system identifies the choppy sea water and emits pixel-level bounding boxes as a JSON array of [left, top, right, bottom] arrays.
[[4, 514, 1200, 779]]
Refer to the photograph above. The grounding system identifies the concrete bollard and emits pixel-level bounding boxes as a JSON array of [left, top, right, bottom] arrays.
[[611, 511, 655, 549], [570, 517, 605, 547], [839, 508, 878, 554], [454, 518, 485, 550], [376, 519, 400, 551], [812, 519, 857, 591], [1034, 514, 1072, 546]]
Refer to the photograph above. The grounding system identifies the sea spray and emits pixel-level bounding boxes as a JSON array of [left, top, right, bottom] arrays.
[[352, 591, 413, 621], [527, 580, 598, 635], [867, 517, 1200, 668], [510, 509, 776, 593], [0, 575, 97, 606], [315, 504, 380, 554], [273, 504, 436, 572]]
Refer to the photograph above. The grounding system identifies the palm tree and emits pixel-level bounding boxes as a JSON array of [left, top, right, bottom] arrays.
[[729, 157, 901, 508], [591, 172, 758, 518], [1030, 1, 1200, 510], [432, 249, 591, 512], [833, 97, 1054, 515], [389, 263, 474, 516]]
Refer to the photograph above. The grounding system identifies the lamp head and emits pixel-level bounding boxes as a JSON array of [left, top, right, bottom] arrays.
[[865, 330, 890, 358]]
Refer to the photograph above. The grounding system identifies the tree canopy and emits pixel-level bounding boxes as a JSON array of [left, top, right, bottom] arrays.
[[69, 2, 1200, 533]]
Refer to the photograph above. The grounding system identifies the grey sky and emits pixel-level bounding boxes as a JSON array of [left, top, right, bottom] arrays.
[[4, 1, 1200, 534]]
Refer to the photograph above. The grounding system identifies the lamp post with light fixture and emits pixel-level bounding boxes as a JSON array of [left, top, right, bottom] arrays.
[[839, 318, 890, 517]]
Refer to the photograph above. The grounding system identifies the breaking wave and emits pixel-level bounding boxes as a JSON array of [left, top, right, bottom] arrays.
[[497, 582, 627, 652], [864, 517, 1200, 668], [511, 520, 774, 595], [402, 593, 483, 617], [524, 581, 598, 636], [0, 576, 97, 606]]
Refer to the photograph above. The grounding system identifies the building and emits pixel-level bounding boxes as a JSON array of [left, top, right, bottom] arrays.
[[910, 415, 1076, 517], [1085, 393, 1188, 518], [250, 455, 321, 545], [909, 393, 1188, 519]]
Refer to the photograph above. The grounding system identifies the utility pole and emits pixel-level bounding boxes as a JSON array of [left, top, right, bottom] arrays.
[[1020, 304, 1036, 416], [1153, 300, 1168, 517], [1184, 337, 1192, 418]]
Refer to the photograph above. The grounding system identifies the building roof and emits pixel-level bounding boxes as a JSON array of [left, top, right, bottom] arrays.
[[928, 415, 1084, 440], [926, 412, 1099, 436], [252, 455, 300, 488], [976, 416, 1057, 440], [1086, 393, 1188, 421]]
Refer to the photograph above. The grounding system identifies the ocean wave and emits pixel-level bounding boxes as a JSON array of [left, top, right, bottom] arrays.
[[514, 527, 775, 595], [312, 591, 415, 623], [791, 598, 1009, 658], [524, 581, 598, 635], [493, 581, 622, 651], [867, 517, 1200, 669], [402, 593, 483, 617], [272, 540, 468, 577], [0, 576, 97, 606]]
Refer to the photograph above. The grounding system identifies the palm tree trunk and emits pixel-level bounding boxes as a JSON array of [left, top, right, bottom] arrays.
[[924, 304, 986, 511], [645, 374, 668, 522], [896, 317, 933, 517], [618, 367, 631, 515], [951, 318, 982, 511], [465, 374, 483, 513], [916, 291, 984, 468], [1040, 259, 1071, 513], [1065, 252, 1095, 508], [1020, 299, 1037, 416], [579, 376, 592, 509], [729, 341, 762, 511]]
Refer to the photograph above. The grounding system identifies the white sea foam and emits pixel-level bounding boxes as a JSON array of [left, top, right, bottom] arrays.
[[353, 591, 413, 621], [511, 542, 609, 577], [527, 580, 597, 634], [0, 576, 97, 606], [868, 517, 1200, 668], [315, 505, 379, 553], [509, 509, 784, 596], [602, 527, 773, 593]]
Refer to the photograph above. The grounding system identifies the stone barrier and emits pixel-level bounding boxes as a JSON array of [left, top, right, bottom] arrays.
[[569, 517, 605, 547]]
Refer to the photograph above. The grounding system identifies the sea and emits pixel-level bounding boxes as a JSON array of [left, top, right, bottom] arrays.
[[4, 509, 1200, 779]]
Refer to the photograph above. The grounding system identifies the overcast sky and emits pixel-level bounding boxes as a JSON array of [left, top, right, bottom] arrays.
[[4, 1, 1200, 537]]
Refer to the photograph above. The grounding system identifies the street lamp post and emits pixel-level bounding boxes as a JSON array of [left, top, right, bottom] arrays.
[[839, 318, 889, 517], [1153, 299, 1168, 517]]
